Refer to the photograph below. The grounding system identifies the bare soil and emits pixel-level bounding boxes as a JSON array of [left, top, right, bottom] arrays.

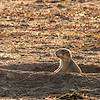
[[0, 0, 100, 99]]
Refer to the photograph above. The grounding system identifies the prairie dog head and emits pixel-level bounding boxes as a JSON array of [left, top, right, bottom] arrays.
[[56, 48, 72, 61]]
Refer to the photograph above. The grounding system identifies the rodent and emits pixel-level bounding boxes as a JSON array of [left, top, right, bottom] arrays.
[[54, 48, 82, 74]]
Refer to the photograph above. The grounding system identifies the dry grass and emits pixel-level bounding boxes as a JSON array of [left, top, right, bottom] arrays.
[[0, 0, 100, 99]]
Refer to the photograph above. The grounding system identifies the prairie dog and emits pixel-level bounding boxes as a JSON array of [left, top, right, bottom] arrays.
[[54, 48, 82, 74]]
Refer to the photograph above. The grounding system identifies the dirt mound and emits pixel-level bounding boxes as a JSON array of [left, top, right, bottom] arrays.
[[1, 62, 100, 73], [0, 70, 100, 98], [0, 63, 100, 99]]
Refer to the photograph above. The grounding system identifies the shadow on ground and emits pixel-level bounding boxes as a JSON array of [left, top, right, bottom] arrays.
[[0, 62, 100, 73], [0, 62, 100, 99]]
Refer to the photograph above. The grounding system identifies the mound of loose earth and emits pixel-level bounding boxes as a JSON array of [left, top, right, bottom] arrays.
[[0, 63, 100, 99]]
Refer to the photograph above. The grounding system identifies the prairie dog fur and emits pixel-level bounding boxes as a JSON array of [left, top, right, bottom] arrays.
[[54, 48, 82, 74]]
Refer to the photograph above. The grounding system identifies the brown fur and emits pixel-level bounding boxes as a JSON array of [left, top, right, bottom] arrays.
[[54, 48, 82, 74]]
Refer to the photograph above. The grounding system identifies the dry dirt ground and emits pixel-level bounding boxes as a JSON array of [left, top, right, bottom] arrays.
[[0, 0, 100, 99]]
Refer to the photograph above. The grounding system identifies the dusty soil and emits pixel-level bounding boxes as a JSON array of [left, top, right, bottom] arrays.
[[0, 0, 100, 99]]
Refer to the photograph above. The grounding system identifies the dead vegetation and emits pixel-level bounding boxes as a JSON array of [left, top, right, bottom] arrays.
[[0, 0, 100, 99]]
